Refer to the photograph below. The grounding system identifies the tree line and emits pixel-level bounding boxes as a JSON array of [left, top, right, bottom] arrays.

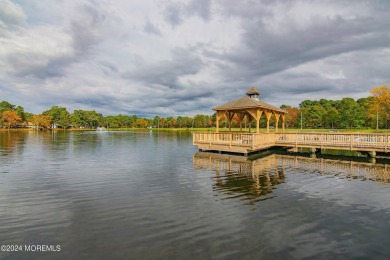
[[1, 84, 389, 130], [282, 84, 389, 129]]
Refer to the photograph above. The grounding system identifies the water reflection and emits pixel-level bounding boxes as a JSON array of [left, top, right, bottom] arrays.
[[193, 152, 286, 203], [193, 151, 390, 203], [0, 131, 27, 157], [278, 154, 390, 183]]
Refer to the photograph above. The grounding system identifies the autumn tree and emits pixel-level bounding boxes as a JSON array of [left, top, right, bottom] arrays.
[[166, 117, 176, 128], [369, 84, 390, 129], [1, 110, 22, 128], [132, 118, 149, 128], [280, 105, 299, 128], [31, 114, 52, 130]]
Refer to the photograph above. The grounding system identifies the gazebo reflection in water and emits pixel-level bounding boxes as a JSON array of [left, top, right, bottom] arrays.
[[193, 152, 286, 202], [193, 151, 390, 203]]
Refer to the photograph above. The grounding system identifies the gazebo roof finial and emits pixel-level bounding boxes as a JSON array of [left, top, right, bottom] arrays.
[[246, 86, 260, 99]]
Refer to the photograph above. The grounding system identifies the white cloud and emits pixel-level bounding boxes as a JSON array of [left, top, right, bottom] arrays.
[[0, 0, 26, 27]]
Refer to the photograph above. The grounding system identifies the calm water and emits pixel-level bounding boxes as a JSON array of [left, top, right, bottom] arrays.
[[1, 130, 390, 259]]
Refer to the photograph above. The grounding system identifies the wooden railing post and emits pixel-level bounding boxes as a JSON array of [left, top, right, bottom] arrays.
[[350, 134, 354, 150]]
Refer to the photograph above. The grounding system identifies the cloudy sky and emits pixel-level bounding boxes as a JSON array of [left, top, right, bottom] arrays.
[[1, 0, 389, 117]]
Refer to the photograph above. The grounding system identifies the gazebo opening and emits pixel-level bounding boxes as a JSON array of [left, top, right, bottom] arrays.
[[213, 87, 287, 133]]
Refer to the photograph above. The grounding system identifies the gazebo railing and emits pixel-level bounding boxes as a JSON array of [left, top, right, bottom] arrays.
[[193, 132, 276, 149]]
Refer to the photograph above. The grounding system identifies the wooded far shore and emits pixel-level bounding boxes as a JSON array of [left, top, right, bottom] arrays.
[[1, 84, 389, 130]]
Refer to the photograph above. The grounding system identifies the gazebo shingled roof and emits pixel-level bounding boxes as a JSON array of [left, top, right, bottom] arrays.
[[212, 87, 287, 133], [213, 96, 287, 114]]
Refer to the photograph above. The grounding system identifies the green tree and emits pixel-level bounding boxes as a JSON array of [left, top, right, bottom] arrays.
[[337, 98, 365, 128], [302, 105, 325, 128], [43, 106, 70, 128], [70, 110, 103, 128], [153, 116, 160, 128], [299, 100, 320, 108], [0, 101, 15, 114], [323, 107, 339, 129], [103, 116, 120, 128], [58, 110, 71, 129]]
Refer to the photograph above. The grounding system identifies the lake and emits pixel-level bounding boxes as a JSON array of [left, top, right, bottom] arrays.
[[1, 130, 390, 259]]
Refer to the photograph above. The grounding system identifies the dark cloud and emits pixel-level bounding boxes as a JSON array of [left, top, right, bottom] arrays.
[[99, 61, 119, 76], [163, 3, 184, 27], [125, 48, 204, 89], [187, 0, 211, 21], [215, 8, 390, 84], [143, 20, 162, 36], [70, 4, 107, 56], [163, 0, 212, 27], [6, 2, 108, 80]]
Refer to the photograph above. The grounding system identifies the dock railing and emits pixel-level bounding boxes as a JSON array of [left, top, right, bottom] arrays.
[[275, 132, 390, 152], [193, 132, 390, 153]]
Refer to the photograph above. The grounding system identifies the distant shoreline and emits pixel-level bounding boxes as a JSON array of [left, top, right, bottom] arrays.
[[1, 128, 389, 133]]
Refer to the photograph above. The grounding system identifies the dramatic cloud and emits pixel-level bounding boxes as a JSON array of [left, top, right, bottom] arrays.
[[1, 0, 390, 116]]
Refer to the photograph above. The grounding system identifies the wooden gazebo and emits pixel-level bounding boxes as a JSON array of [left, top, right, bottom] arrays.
[[213, 87, 287, 133], [194, 88, 389, 155]]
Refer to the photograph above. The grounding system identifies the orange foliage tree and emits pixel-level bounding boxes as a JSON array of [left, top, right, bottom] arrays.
[[132, 118, 149, 128], [31, 114, 52, 129], [1, 110, 22, 128], [369, 84, 390, 129], [281, 105, 299, 128]]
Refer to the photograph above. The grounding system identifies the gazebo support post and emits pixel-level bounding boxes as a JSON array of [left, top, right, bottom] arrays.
[[247, 109, 263, 134], [238, 113, 245, 132], [216, 111, 226, 133], [226, 112, 235, 132], [281, 114, 285, 132], [265, 111, 272, 133], [274, 113, 281, 133]]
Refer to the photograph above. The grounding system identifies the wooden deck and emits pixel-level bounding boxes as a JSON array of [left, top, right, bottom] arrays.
[[193, 132, 390, 155]]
